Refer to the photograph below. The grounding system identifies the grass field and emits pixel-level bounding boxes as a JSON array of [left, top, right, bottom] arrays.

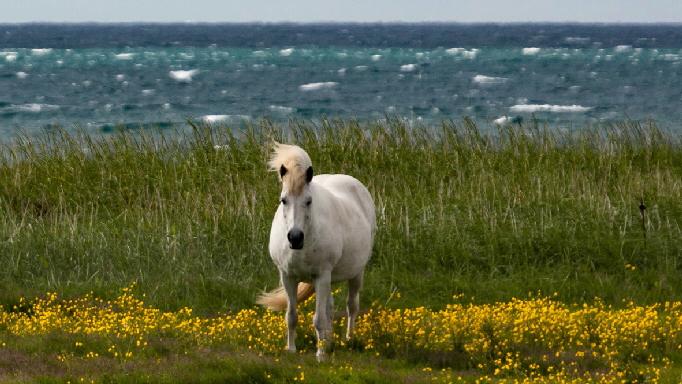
[[0, 118, 680, 382]]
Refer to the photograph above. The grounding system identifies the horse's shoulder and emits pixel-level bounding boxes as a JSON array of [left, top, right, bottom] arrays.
[[313, 174, 375, 225]]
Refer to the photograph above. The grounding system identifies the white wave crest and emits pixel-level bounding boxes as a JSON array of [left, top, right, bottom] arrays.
[[494, 116, 511, 125], [523, 47, 541, 55], [16, 71, 28, 79], [400, 64, 418, 72], [269, 105, 295, 114], [169, 69, 199, 83], [8, 103, 60, 113], [615, 45, 632, 52], [115, 53, 135, 60], [4, 53, 17, 62], [473, 74, 507, 84], [115, 74, 125, 81], [445, 48, 465, 55], [279, 48, 294, 56], [371, 54, 382, 61], [509, 104, 591, 113], [463, 49, 479, 59], [201, 114, 250, 123], [31, 48, 52, 56], [299, 82, 337, 91]]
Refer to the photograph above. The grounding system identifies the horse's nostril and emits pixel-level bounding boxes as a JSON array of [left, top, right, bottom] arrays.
[[287, 229, 304, 249]]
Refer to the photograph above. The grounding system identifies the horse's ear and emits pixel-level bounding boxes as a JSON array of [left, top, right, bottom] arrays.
[[306, 166, 313, 183], [279, 165, 287, 178]]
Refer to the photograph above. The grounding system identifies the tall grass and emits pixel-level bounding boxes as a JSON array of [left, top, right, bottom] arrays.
[[0, 119, 679, 313]]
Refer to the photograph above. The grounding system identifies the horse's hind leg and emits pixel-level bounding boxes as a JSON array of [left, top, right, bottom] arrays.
[[346, 273, 363, 340]]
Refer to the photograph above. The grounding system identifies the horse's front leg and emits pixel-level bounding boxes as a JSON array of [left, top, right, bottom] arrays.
[[313, 270, 332, 362], [281, 273, 299, 352]]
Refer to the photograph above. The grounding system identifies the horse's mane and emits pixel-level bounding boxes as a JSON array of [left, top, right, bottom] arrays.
[[268, 142, 312, 195]]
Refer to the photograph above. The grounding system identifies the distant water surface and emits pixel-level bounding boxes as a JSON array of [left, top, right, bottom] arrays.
[[1, 23, 682, 135]]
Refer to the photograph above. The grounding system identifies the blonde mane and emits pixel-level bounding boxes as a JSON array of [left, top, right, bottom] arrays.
[[268, 143, 313, 195]]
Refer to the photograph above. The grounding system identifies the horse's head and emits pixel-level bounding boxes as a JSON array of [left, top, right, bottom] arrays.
[[269, 143, 314, 250]]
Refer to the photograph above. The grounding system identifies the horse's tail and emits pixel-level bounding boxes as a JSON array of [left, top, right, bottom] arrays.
[[256, 282, 315, 311]]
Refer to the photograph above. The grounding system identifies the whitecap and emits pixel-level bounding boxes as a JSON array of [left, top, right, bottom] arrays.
[[299, 82, 338, 91], [10, 103, 59, 113], [162, 103, 171, 110], [4, 53, 17, 62], [472, 74, 507, 84], [462, 49, 479, 59], [337, 68, 347, 75], [169, 69, 199, 83], [400, 63, 418, 72], [82, 80, 92, 87], [354, 65, 368, 71], [56, 60, 64, 65], [115, 74, 125, 81], [31, 48, 52, 56], [141, 89, 155, 96], [115, 53, 135, 60], [445, 48, 465, 55], [509, 104, 591, 113], [494, 116, 511, 125], [252, 50, 267, 57], [16, 71, 28, 79], [615, 45, 632, 52], [279, 48, 294, 56], [371, 54, 382, 61], [269, 105, 295, 114], [416, 52, 425, 59], [201, 114, 250, 123], [522, 47, 541, 55]]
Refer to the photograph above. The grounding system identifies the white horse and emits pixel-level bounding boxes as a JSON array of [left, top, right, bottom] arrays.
[[257, 143, 376, 361]]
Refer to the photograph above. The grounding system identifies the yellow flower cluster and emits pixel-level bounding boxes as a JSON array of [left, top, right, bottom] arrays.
[[355, 297, 676, 383], [0, 288, 679, 383]]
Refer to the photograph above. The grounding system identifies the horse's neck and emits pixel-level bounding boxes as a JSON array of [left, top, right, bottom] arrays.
[[308, 182, 340, 236]]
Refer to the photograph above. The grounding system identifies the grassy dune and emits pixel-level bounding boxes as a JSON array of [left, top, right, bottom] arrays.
[[0, 119, 680, 313]]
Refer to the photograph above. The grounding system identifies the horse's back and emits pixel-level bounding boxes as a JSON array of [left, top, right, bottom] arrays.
[[313, 174, 376, 232]]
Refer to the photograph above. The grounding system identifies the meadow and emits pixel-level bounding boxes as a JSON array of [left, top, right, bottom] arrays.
[[0, 118, 680, 382]]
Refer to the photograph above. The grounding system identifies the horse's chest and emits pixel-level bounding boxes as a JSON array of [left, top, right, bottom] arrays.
[[279, 253, 318, 280]]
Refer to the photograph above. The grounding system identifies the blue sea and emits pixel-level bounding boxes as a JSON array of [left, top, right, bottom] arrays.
[[2, 23, 682, 135]]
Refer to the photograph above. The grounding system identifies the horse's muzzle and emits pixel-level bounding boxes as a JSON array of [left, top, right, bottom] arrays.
[[287, 229, 304, 250]]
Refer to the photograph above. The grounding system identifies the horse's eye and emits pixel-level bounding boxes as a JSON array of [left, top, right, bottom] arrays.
[[280, 197, 288, 205]]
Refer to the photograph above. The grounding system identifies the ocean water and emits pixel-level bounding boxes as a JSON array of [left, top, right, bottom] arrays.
[[1, 23, 682, 135]]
